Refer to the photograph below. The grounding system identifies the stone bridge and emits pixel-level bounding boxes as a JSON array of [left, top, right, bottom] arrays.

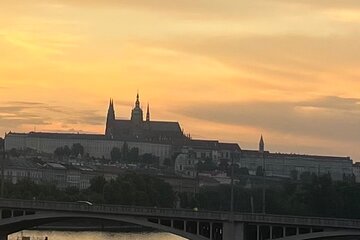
[[0, 199, 359, 240]]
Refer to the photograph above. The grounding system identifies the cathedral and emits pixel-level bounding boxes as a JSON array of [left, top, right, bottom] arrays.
[[105, 93, 188, 145]]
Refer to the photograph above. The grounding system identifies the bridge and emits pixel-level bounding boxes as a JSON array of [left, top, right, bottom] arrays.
[[0, 199, 359, 240]]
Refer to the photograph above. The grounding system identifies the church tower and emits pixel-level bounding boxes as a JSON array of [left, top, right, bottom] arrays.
[[259, 135, 265, 153], [146, 103, 150, 122], [131, 93, 144, 124], [105, 98, 115, 137]]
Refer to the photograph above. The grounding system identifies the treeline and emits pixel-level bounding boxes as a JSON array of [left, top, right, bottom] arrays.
[[54, 143, 84, 159], [1, 173, 174, 208], [3, 171, 360, 219], [52, 142, 160, 166], [109, 142, 159, 166], [180, 172, 360, 219]]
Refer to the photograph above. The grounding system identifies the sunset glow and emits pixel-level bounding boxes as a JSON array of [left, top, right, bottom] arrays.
[[1, 0, 360, 160]]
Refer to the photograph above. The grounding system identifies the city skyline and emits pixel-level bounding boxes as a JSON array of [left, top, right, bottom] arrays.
[[1, 0, 360, 160]]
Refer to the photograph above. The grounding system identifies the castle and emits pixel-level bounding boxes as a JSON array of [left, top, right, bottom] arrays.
[[105, 93, 187, 145]]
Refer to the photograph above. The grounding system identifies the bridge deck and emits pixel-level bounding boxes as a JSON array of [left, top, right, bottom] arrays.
[[0, 198, 359, 230]]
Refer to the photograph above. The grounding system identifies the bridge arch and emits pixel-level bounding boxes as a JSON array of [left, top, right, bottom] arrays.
[[0, 212, 209, 240]]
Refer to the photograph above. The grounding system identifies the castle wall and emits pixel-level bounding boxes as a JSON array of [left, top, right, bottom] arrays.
[[5, 133, 172, 161]]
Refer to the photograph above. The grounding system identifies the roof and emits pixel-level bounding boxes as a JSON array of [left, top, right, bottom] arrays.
[[241, 149, 351, 162], [219, 143, 241, 151], [189, 139, 219, 150], [149, 121, 182, 132], [23, 132, 106, 140], [268, 152, 351, 161], [45, 162, 66, 169], [5, 158, 41, 170], [113, 120, 182, 132]]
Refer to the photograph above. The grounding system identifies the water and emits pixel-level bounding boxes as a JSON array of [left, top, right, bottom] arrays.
[[9, 231, 186, 240]]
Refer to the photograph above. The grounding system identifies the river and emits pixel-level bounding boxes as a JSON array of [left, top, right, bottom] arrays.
[[9, 231, 186, 240]]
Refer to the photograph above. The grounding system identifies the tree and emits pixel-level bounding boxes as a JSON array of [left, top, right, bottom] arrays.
[[140, 153, 159, 166], [218, 159, 229, 171], [290, 170, 298, 180], [110, 147, 121, 162], [198, 158, 217, 172], [163, 158, 173, 167], [89, 176, 107, 194], [128, 147, 139, 163], [71, 143, 84, 157], [54, 147, 64, 159], [8, 148, 20, 157], [256, 166, 264, 176], [121, 142, 129, 161], [63, 145, 71, 157]]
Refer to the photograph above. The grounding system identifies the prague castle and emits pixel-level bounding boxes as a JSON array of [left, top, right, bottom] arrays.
[[4, 93, 353, 181], [105, 93, 187, 145]]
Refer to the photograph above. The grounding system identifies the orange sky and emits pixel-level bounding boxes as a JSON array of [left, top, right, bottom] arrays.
[[0, 0, 360, 160]]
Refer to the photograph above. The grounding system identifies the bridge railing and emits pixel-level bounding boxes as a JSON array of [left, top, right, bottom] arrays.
[[0, 198, 228, 220], [0, 198, 360, 229]]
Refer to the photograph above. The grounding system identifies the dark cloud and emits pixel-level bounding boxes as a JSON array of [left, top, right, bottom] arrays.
[[61, 110, 105, 125], [177, 96, 360, 142], [0, 102, 50, 129], [0, 101, 105, 131], [6, 101, 43, 106]]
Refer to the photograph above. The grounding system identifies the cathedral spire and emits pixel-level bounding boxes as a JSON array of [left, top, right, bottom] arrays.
[[106, 98, 116, 136], [135, 91, 140, 108], [146, 103, 150, 122], [259, 135, 265, 153], [131, 92, 144, 123]]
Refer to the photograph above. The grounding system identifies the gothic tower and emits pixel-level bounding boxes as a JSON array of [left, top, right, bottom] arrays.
[[146, 103, 150, 122], [131, 93, 144, 124], [259, 135, 265, 153], [105, 98, 115, 137]]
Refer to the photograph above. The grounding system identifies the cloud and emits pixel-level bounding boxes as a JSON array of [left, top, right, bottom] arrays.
[[272, 0, 360, 9], [62, 110, 105, 125], [178, 96, 360, 143], [160, 34, 360, 69], [0, 101, 105, 132], [301, 96, 360, 111]]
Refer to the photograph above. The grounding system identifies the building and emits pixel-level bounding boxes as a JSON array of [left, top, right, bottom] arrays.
[[187, 139, 241, 163], [5, 132, 172, 161], [237, 137, 353, 181], [105, 95, 187, 145], [353, 163, 360, 183], [174, 148, 197, 178], [2, 158, 100, 190], [3, 158, 42, 184]]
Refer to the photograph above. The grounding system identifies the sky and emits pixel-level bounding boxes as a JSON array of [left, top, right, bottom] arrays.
[[0, 0, 359, 160]]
